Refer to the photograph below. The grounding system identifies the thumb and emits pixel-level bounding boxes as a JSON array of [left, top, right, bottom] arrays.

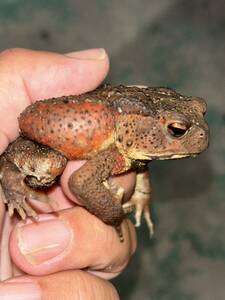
[[0, 48, 109, 154]]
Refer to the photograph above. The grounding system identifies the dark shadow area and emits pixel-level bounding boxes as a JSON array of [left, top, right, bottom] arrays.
[[150, 152, 213, 202]]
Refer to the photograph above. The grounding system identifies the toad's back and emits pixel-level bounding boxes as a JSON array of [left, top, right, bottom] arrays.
[[19, 98, 116, 159]]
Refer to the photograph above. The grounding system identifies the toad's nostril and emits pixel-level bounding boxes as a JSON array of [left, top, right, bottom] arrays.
[[199, 129, 205, 138]]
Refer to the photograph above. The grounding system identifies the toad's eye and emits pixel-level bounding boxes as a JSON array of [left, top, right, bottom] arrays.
[[167, 122, 189, 138]]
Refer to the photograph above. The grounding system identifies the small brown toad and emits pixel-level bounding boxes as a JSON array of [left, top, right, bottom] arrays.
[[0, 85, 209, 240]]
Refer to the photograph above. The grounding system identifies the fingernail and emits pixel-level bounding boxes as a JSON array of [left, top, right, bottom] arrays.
[[0, 278, 41, 300], [17, 215, 72, 265], [65, 48, 106, 60]]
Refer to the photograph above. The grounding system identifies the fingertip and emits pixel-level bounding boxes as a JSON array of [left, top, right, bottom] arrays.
[[65, 48, 108, 61], [9, 209, 135, 279], [0, 271, 119, 300], [22, 48, 110, 100], [58, 48, 110, 96], [0, 47, 110, 108]]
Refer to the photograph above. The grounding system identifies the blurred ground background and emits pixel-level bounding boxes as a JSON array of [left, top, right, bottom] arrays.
[[0, 0, 224, 299]]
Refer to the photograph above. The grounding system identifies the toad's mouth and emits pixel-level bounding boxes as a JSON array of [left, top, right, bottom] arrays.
[[143, 153, 198, 160], [157, 153, 196, 160]]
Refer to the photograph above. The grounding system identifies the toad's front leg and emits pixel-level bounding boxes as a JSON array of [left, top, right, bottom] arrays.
[[0, 137, 67, 219], [68, 147, 131, 240]]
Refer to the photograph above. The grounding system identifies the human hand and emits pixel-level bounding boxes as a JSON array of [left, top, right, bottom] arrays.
[[0, 48, 137, 299]]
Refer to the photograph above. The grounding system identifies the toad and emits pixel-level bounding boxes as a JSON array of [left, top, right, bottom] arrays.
[[0, 85, 209, 240]]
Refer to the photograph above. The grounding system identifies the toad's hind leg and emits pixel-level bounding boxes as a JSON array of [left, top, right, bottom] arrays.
[[68, 147, 129, 241], [122, 170, 154, 238]]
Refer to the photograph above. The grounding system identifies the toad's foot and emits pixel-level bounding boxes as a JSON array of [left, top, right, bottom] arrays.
[[122, 191, 154, 238], [104, 178, 125, 202], [123, 170, 154, 238], [0, 158, 49, 220], [106, 171, 154, 238]]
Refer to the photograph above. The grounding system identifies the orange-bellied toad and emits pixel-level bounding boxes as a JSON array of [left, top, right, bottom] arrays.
[[0, 85, 209, 240]]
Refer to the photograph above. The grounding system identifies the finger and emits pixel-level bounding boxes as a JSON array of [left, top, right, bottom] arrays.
[[0, 271, 119, 300], [0, 214, 13, 281], [0, 213, 25, 281], [0, 48, 109, 154], [0, 186, 5, 232], [9, 208, 137, 279]]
